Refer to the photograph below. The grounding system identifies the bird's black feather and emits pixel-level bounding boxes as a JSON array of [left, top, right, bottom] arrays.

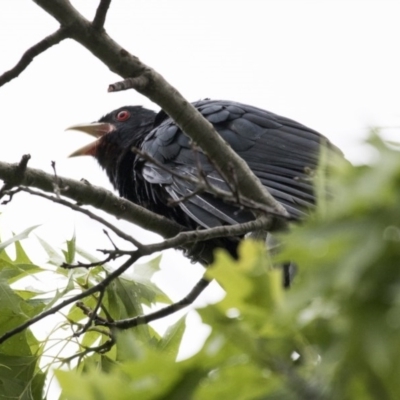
[[92, 100, 342, 260]]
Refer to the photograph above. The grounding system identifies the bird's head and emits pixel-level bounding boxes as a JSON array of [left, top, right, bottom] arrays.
[[67, 106, 156, 175]]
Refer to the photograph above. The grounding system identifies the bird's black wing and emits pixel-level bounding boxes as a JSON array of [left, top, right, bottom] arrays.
[[141, 100, 341, 229]]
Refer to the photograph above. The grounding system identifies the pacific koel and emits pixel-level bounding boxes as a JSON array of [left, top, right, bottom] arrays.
[[68, 99, 341, 267]]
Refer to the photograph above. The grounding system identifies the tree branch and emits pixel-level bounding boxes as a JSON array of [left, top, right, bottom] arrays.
[[0, 159, 182, 238], [95, 277, 210, 329], [75, 288, 106, 336], [0, 27, 69, 87], [20, 186, 144, 249], [143, 216, 272, 254], [31, 0, 289, 225], [92, 0, 112, 30]]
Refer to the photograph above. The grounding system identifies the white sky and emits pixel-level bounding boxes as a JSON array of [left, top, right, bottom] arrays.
[[1, 0, 400, 385]]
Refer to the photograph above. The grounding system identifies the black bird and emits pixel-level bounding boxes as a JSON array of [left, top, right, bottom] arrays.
[[68, 99, 341, 265]]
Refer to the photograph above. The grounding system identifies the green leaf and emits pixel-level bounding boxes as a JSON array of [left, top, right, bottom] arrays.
[[36, 235, 65, 267], [0, 354, 40, 400], [206, 240, 283, 328], [157, 316, 186, 360], [123, 256, 171, 305], [63, 232, 76, 264], [14, 240, 34, 264], [31, 370, 46, 400], [75, 245, 106, 264], [2, 263, 44, 284], [0, 225, 40, 253]]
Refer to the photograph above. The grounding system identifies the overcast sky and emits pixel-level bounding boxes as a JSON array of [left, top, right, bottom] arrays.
[[1, 0, 400, 370]]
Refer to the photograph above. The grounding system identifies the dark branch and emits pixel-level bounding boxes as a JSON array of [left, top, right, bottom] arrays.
[[0, 28, 69, 87], [0, 159, 183, 238], [50, 160, 63, 198], [75, 289, 106, 336], [145, 217, 272, 252], [21, 186, 144, 249], [62, 331, 115, 363], [92, 0, 112, 30], [95, 277, 210, 329], [98, 217, 273, 259], [62, 255, 113, 269]]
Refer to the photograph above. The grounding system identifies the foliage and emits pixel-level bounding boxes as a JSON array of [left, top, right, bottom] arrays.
[[0, 231, 46, 399], [1, 135, 400, 399]]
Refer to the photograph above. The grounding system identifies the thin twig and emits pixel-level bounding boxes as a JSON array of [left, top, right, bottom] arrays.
[[103, 229, 119, 250], [51, 160, 64, 198], [74, 289, 106, 336], [0, 28, 69, 87], [95, 277, 210, 329], [108, 74, 150, 92], [62, 336, 115, 364], [167, 187, 203, 206], [20, 187, 144, 249], [227, 162, 241, 204], [132, 147, 287, 218], [99, 216, 273, 258], [192, 142, 212, 186], [74, 301, 113, 328], [92, 0, 112, 29], [0, 187, 21, 205], [62, 255, 113, 269], [143, 216, 274, 250]]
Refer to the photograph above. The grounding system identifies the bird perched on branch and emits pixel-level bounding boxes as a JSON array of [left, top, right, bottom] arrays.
[[68, 99, 341, 268]]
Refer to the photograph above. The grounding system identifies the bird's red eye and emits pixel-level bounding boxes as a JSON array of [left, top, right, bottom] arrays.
[[116, 110, 130, 121]]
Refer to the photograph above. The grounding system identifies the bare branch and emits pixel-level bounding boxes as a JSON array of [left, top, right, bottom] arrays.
[[62, 256, 113, 269], [108, 75, 150, 92], [0, 28, 69, 87], [167, 187, 204, 207], [74, 289, 106, 336], [20, 186, 144, 249], [92, 0, 112, 30], [0, 159, 182, 238], [95, 277, 210, 329], [150, 217, 272, 251], [100, 216, 274, 258], [50, 160, 64, 198], [62, 332, 115, 363]]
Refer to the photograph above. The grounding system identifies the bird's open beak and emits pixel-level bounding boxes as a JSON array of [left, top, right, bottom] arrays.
[[66, 122, 114, 157]]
